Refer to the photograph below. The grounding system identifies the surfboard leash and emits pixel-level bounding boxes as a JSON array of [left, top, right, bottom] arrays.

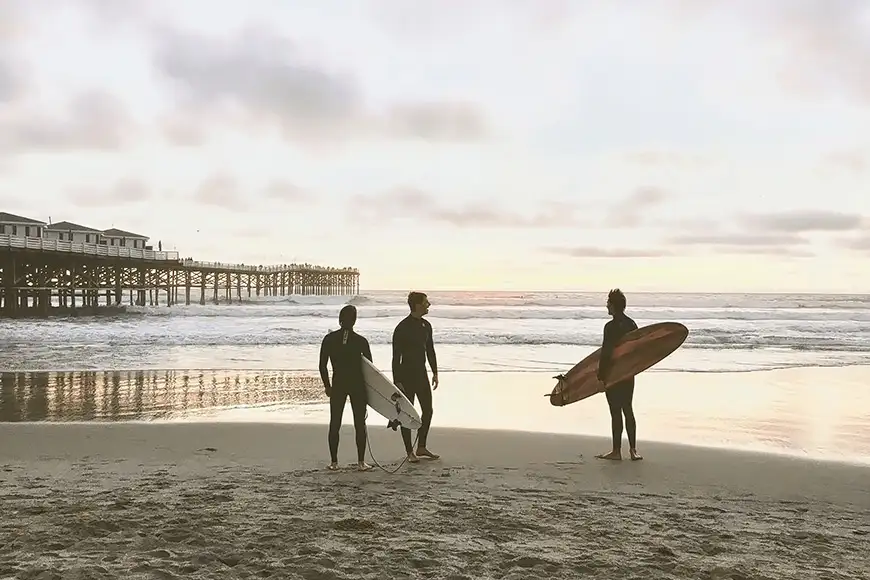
[[364, 409, 420, 475]]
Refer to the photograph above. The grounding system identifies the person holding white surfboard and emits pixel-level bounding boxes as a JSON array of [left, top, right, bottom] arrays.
[[389, 291, 440, 463], [319, 304, 373, 471], [595, 289, 643, 461]]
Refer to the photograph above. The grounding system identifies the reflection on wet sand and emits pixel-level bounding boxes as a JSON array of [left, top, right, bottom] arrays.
[[0, 370, 324, 422]]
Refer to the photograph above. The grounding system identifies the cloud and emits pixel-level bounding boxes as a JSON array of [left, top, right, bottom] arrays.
[[0, 2, 26, 43], [667, 232, 813, 256], [678, 1, 870, 104], [231, 225, 269, 238], [665, 210, 865, 256], [822, 149, 868, 173], [739, 210, 863, 233], [192, 174, 247, 211], [68, 178, 151, 209], [351, 187, 581, 228], [0, 91, 133, 154], [384, 102, 488, 141], [669, 233, 807, 246], [151, 26, 489, 144], [604, 187, 670, 228], [839, 234, 870, 252], [0, 58, 25, 104], [162, 116, 207, 147], [621, 150, 712, 168], [263, 180, 313, 204], [767, 1, 870, 104], [546, 246, 672, 258]]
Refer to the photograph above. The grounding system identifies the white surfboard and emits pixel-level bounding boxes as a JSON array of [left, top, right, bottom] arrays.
[[361, 357, 423, 430]]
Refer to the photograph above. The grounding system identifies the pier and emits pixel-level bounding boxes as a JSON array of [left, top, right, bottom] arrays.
[[0, 233, 360, 317]]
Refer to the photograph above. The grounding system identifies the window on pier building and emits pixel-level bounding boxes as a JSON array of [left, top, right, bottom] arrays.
[[11, 226, 17, 235], [0, 225, 4, 234]]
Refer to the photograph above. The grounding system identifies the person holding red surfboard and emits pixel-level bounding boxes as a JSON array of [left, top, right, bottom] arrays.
[[595, 289, 643, 461]]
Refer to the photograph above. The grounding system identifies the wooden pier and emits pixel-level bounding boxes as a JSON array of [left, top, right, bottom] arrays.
[[0, 234, 360, 317]]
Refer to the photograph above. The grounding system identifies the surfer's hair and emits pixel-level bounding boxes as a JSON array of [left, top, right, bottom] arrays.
[[608, 288, 626, 312], [407, 291, 428, 311], [338, 304, 357, 329]]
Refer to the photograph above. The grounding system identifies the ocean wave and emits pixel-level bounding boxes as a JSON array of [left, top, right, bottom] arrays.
[[123, 303, 870, 323], [3, 291, 870, 374], [131, 290, 870, 310], [3, 325, 869, 352]]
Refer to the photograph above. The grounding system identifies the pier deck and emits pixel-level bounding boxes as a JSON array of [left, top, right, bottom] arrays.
[[0, 234, 359, 317]]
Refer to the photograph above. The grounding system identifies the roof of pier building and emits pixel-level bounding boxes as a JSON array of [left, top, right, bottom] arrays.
[[102, 228, 149, 240], [0, 212, 47, 225], [46, 221, 103, 233]]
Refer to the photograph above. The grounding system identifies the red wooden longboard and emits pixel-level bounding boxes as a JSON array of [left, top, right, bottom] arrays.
[[548, 321, 689, 407]]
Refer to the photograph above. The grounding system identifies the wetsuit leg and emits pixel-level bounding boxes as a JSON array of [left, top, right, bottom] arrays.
[[415, 382, 434, 448], [620, 380, 637, 449], [400, 387, 417, 454], [348, 388, 368, 462], [328, 390, 349, 463], [605, 382, 629, 450]]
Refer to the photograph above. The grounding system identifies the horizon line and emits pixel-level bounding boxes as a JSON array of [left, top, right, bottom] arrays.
[[359, 288, 869, 296]]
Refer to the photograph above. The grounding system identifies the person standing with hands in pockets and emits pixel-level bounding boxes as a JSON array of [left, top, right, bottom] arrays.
[[389, 291, 439, 463]]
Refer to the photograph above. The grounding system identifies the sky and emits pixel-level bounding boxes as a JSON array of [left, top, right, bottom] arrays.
[[0, 0, 868, 293]]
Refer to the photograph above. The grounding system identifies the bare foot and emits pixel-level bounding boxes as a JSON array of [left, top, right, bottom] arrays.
[[416, 447, 440, 459], [327, 462, 339, 471], [595, 451, 622, 460], [630, 449, 643, 461], [357, 461, 372, 471], [406, 452, 420, 463]]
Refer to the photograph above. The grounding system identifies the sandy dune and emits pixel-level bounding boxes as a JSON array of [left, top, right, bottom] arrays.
[[1, 422, 868, 579]]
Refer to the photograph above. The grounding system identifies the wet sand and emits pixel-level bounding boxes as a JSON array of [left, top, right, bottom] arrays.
[[1, 422, 868, 579]]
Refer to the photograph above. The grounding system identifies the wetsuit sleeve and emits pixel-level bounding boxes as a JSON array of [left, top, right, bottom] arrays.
[[597, 322, 616, 382], [391, 321, 404, 384], [361, 338, 373, 363], [425, 322, 438, 375], [319, 334, 331, 387]]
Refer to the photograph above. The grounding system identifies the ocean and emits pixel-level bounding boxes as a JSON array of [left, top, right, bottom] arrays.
[[1, 290, 868, 373], [2, 290, 869, 463]]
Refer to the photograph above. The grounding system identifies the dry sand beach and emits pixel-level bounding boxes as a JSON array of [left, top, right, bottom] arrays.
[[1, 422, 868, 580]]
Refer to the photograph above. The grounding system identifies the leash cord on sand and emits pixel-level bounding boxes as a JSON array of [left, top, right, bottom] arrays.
[[364, 409, 419, 475]]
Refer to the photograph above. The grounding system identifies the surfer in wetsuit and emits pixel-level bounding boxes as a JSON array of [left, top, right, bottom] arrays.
[[389, 291, 440, 463], [595, 288, 643, 461], [319, 304, 373, 472]]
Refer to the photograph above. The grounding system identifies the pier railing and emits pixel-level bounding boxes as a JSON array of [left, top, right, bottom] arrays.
[[0, 234, 359, 273], [181, 259, 358, 273], [0, 234, 180, 261]]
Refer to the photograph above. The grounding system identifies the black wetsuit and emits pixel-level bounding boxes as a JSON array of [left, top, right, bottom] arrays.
[[597, 313, 639, 449], [391, 314, 438, 452], [319, 328, 372, 463]]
